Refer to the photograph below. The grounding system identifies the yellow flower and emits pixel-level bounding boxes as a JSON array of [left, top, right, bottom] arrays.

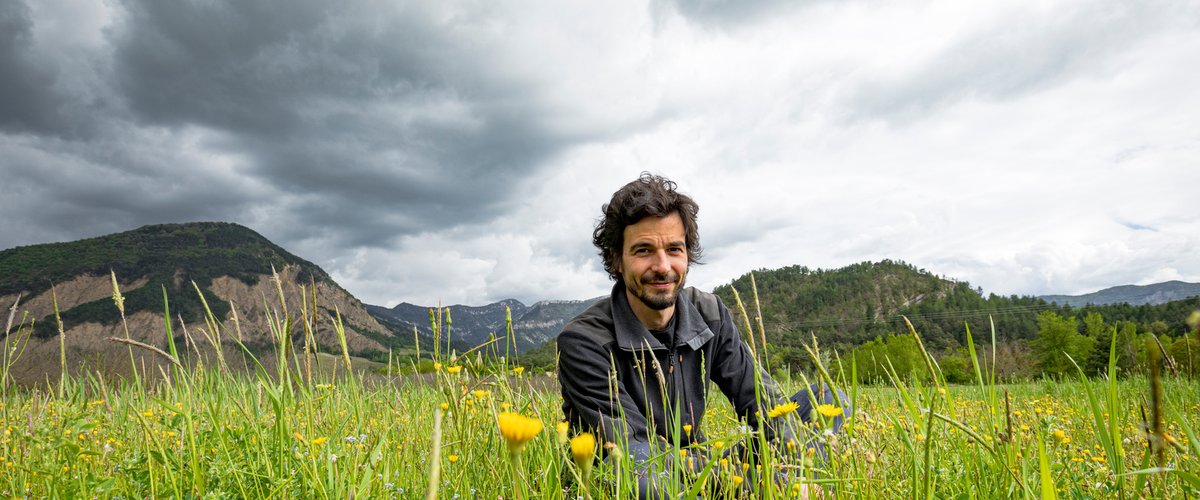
[[556, 421, 570, 445], [731, 475, 744, 486], [512, 366, 525, 375], [434, 362, 442, 371], [1053, 429, 1066, 442], [570, 432, 596, 466], [447, 454, 458, 463], [816, 404, 843, 418], [446, 365, 463, 374], [682, 424, 693, 434], [293, 432, 305, 443], [473, 390, 490, 399], [312, 437, 328, 445], [498, 412, 543, 453], [440, 402, 450, 411], [768, 401, 799, 419]]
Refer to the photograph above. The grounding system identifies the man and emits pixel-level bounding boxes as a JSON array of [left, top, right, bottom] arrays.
[[557, 173, 846, 497]]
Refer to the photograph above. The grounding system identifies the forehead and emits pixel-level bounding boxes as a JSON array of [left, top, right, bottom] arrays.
[[622, 213, 685, 247]]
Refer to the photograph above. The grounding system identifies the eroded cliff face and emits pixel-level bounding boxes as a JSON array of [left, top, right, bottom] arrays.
[[207, 265, 387, 353], [3, 265, 389, 385], [0, 274, 149, 325]]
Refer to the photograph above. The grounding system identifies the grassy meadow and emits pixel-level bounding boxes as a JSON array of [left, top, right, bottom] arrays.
[[1, 274, 1198, 498]]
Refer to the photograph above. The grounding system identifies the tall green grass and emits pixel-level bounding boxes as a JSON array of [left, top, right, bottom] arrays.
[[0, 272, 1196, 498]]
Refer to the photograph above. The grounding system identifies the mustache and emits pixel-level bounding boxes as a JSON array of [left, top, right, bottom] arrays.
[[640, 272, 680, 284]]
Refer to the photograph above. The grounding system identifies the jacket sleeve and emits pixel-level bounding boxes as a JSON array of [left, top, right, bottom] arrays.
[[705, 300, 789, 436], [557, 330, 652, 448]]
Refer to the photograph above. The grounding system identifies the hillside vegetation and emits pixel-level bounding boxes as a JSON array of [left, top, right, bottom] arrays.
[[0, 222, 334, 337], [714, 260, 1200, 382]]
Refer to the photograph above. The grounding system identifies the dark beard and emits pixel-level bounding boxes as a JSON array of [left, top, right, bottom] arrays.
[[628, 271, 682, 310]]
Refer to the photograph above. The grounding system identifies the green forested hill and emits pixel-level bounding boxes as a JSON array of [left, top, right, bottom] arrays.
[[0, 222, 333, 336], [713, 260, 1199, 378]]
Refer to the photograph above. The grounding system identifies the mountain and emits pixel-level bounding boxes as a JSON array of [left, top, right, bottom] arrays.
[[1039, 281, 1200, 307], [366, 296, 599, 354], [0, 222, 393, 384]]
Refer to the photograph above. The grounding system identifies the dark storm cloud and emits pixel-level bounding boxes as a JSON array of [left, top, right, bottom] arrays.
[[106, 0, 566, 248], [0, 1, 67, 135]]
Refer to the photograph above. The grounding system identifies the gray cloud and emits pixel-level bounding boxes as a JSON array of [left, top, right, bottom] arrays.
[[2, 0, 1198, 307], [0, 1, 65, 134], [105, 0, 572, 248]]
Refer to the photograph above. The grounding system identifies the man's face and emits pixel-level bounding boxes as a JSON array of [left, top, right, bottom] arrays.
[[617, 212, 689, 312]]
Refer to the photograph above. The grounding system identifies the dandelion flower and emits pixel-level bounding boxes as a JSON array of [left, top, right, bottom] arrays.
[[498, 412, 543, 453], [570, 432, 596, 467], [448, 454, 458, 463], [473, 390, 490, 399], [557, 421, 570, 445], [682, 424, 693, 434], [768, 401, 799, 419], [731, 475, 744, 486], [512, 366, 525, 375], [312, 437, 328, 446], [816, 404, 843, 419], [446, 365, 463, 374]]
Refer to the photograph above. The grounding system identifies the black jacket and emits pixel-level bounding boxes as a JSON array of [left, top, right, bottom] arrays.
[[557, 283, 785, 456]]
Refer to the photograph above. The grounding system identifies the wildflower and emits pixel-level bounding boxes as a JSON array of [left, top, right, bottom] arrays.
[[731, 475, 744, 486], [571, 432, 596, 480], [1053, 429, 1066, 443], [816, 404, 843, 419], [473, 390, 490, 399], [768, 401, 799, 419], [682, 424, 693, 434], [498, 412, 543, 453], [448, 454, 458, 463], [312, 437, 328, 446], [440, 402, 450, 411], [557, 421, 570, 445], [512, 366, 525, 375], [446, 365, 463, 375], [434, 362, 443, 371]]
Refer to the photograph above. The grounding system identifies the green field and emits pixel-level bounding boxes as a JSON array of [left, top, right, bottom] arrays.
[[2, 282, 1198, 498]]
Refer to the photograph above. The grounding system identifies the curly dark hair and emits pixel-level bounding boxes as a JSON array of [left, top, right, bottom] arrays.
[[593, 172, 703, 281]]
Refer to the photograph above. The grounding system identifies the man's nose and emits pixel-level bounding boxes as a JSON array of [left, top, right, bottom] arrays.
[[651, 251, 671, 272]]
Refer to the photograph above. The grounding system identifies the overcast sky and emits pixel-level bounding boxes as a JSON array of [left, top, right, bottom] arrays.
[[2, 0, 1198, 307]]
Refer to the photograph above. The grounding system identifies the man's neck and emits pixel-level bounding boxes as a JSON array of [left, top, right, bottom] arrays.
[[625, 289, 675, 331]]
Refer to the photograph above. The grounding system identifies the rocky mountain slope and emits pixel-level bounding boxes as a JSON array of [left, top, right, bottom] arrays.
[[0, 222, 391, 384]]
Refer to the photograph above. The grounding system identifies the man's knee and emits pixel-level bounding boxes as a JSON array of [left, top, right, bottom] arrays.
[[789, 382, 850, 432]]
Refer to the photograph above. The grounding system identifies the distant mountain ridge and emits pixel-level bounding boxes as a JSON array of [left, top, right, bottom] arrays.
[[1039, 280, 1200, 307], [365, 296, 600, 354]]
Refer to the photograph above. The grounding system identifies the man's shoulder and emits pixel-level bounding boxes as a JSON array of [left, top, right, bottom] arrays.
[[559, 296, 616, 346], [683, 287, 723, 323]]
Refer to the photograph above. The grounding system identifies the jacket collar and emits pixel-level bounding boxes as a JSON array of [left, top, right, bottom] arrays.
[[611, 283, 715, 352]]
